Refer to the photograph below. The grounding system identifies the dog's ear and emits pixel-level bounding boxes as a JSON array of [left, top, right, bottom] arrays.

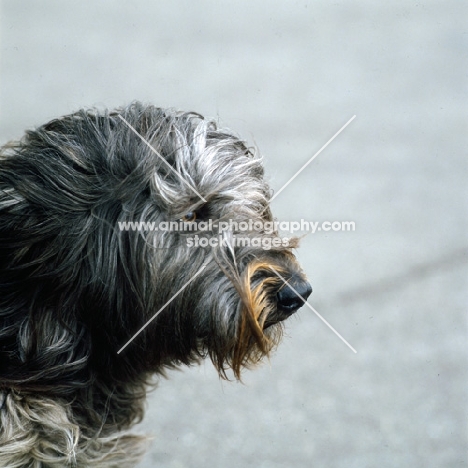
[[0, 148, 93, 393]]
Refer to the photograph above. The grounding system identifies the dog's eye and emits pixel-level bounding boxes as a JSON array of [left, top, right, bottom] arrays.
[[181, 211, 197, 222]]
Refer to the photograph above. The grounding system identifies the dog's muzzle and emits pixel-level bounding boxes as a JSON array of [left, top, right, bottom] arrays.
[[276, 277, 312, 315]]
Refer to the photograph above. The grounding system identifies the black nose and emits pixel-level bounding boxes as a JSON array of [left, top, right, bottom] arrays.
[[277, 278, 312, 314]]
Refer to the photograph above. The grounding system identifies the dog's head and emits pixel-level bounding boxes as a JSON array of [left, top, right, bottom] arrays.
[[0, 103, 311, 387]]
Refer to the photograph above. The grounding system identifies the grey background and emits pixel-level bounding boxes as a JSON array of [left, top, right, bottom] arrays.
[[1, 1, 466, 467]]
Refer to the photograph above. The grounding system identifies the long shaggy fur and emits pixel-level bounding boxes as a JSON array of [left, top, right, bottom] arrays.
[[0, 103, 309, 467]]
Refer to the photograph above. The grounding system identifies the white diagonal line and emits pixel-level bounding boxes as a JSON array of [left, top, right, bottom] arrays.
[[302, 302, 357, 353], [270, 115, 356, 202], [117, 262, 208, 354], [118, 114, 207, 203], [271, 267, 357, 354]]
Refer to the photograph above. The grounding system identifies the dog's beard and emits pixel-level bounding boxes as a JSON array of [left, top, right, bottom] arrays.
[[135, 240, 304, 380]]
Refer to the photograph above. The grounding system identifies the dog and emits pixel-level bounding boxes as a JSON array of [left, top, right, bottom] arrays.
[[0, 103, 311, 467]]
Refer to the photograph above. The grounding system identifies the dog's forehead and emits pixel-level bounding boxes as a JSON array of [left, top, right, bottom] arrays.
[[124, 110, 270, 214]]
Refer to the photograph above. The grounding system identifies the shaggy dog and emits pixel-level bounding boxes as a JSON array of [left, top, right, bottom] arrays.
[[0, 103, 311, 467]]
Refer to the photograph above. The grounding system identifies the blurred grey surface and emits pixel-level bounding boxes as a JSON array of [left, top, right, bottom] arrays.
[[1, 1, 467, 467]]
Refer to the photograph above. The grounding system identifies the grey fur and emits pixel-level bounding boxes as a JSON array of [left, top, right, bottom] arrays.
[[0, 103, 311, 467]]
